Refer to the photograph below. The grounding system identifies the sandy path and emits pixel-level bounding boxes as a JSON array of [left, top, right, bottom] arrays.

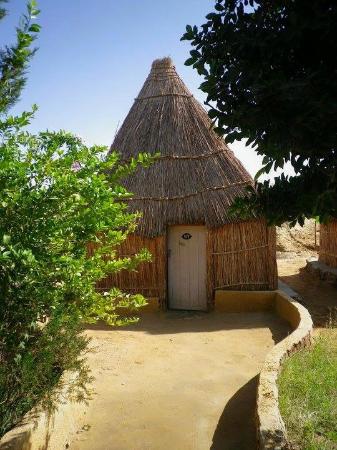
[[70, 311, 289, 450]]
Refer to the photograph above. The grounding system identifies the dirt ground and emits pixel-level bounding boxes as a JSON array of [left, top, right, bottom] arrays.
[[278, 256, 337, 327], [70, 312, 290, 450], [277, 219, 336, 326]]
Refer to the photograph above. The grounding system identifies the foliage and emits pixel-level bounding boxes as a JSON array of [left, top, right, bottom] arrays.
[[0, 1, 154, 435], [0, 122, 154, 435], [182, 0, 337, 225], [278, 329, 337, 449], [0, 317, 91, 435], [0, 0, 41, 114]]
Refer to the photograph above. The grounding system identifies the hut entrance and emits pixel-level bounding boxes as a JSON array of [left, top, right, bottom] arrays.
[[168, 226, 207, 311]]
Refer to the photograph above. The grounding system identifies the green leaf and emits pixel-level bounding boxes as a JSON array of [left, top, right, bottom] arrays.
[[3, 234, 11, 245], [208, 109, 218, 119], [28, 24, 41, 33], [254, 162, 273, 180], [185, 57, 195, 66]]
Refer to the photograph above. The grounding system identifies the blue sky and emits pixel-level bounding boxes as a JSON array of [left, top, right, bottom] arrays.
[[2, 0, 272, 177]]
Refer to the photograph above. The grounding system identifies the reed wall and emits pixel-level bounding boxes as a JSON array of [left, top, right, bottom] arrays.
[[319, 219, 337, 267], [208, 220, 277, 298], [90, 219, 277, 310], [88, 235, 167, 307]]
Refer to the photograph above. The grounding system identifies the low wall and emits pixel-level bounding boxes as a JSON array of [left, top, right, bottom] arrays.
[[0, 373, 88, 450], [215, 290, 274, 312], [258, 293, 312, 449], [215, 289, 313, 450], [306, 257, 337, 284]]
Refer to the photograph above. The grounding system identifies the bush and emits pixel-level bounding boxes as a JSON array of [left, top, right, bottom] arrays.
[[0, 317, 90, 435], [0, 123, 153, 435]]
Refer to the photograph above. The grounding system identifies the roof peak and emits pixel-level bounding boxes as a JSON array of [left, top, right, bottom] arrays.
[[151, 57, 174, 71], [134, 56, 190, 101]]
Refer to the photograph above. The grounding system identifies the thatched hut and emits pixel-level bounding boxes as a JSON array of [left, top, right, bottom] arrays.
[[319, 219, 337, 267], [99, 57, 277, 311]]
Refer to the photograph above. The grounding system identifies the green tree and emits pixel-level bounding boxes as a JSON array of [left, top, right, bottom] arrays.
[[0, 0, 40, 114], [0, 2, 153, 434], [182, 0, 337, 225]]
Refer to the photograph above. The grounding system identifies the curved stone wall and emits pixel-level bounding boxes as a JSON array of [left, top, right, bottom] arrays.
[[214, 289, 313, 449], [256, 292, 313, 450]]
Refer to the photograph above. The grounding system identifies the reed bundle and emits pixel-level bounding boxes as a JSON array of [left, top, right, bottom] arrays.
[[319, 219, 337, 267]]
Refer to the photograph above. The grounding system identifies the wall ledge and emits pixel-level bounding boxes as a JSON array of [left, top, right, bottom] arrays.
[[214, 289, 313, 448], [306, 257, 337, 284], [256, 291, 313, 450]]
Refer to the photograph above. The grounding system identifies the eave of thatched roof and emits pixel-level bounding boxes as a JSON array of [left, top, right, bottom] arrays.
[[110, 57, 254, 237]]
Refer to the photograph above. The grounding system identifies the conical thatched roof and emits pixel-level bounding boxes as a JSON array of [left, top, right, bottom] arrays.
[[110, 57, 253, 237]]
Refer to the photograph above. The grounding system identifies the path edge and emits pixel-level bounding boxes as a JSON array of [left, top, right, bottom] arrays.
[[256, 290, 313, 450]]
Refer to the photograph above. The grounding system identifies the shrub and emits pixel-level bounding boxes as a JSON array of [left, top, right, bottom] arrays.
[[0, 120, 154, 435]]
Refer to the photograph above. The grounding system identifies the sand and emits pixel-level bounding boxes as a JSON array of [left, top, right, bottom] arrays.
[[70, 312, 290, 450]]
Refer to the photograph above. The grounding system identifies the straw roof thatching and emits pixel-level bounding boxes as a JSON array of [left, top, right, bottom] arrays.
[[110, 57, 253, 237]]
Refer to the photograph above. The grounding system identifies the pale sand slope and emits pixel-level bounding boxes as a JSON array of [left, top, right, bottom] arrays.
[[70, 311, 289, 450], [276, 219, 318, 256]]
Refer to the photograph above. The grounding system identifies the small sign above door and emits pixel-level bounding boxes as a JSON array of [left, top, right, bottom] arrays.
[[181, 233, 192, 240]]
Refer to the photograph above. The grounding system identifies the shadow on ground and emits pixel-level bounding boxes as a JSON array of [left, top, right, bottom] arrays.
[[86, 311, 290, 344], [211, 375, 259, 450]]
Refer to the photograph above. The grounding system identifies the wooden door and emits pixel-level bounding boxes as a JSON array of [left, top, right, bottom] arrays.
[[168, 225, 207, 310]]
